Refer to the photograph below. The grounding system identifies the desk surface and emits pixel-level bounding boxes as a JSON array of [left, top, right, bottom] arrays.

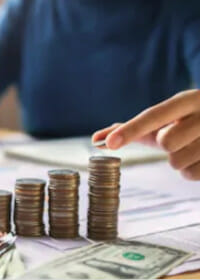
[[0, 129, 199, 280]]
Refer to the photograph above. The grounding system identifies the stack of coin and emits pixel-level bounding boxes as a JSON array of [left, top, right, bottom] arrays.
[[88, 156, 121, 241], [48, 170, 80, 238], [0, 190, 12, 233], [14, 179, 46, 237]]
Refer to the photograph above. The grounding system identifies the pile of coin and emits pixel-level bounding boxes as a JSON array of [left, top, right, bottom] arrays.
[[48, 170, 80, 238], [0, 190, 12, 233], [88, 156, 121, 241], [14, 179, 46, 237]]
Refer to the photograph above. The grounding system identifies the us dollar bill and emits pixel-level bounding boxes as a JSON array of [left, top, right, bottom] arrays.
[[19, 240, 192, 279], [5, 248, 25, 279], [0, 248, 25, 280], [0, 249, 13, 279], [0, 233, 16, 258], [0, 233, 25, 279]]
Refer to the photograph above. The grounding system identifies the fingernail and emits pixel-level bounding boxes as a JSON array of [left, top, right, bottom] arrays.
[[109, 135, 124, 149]]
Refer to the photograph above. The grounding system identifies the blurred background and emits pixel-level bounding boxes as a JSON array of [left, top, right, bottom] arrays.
[[0, 0, 21, 131]]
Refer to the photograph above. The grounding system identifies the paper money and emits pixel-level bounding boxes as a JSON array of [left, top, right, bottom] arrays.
[[5, 249, 25, 279], [0, 248, 25, 280], [19, 240, 192, 279], [0, 233, 25, 280], [0, 250, 13, 279], [0, 233, 16, 257]]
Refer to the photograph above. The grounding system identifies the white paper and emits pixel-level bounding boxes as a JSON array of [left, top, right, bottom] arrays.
[[16, 237, 63, 270], [36, 237, 89, 252], [4, 137, 167, 168], [119, 185, 200, 212]]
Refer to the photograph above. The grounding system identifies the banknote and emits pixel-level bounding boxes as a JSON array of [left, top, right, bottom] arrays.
[[19, 240, 192, 279], [0, 233, 16, 257], [0, 249, 13, 279], [0, 248, 25, 280], [5, 248, 25, 279]]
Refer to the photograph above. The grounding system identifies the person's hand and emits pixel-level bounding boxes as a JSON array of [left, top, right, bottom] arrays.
[[92, 89, 200, 181]]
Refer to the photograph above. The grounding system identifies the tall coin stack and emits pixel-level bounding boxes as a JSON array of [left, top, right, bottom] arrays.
[[0, 190, 12, 233], [14, 179, 46, 237], [48, 170, 80, 238], [88, 156, 121, 241]]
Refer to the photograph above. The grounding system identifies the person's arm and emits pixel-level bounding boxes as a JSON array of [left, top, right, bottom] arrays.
[[0, 0, 28, 94]]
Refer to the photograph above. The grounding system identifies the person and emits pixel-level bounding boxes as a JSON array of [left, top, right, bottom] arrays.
[[1, 0, 200, 180], [93, 89, 200, 181]]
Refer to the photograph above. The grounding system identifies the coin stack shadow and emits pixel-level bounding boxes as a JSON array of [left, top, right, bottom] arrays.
[[88, 156, 121, 241], [48, 170, 80, 238], [0, 190, 12, 233], [14, 179, 46, 237]]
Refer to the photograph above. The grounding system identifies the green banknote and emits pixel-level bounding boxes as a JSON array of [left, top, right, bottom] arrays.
[[19, 240, 192, 279]]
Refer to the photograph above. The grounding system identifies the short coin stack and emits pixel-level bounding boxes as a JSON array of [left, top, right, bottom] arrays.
[[48, 170, 80, 238], [0, 190, 12, 233], [88, 156, 121, 241], [14, 179, 46, 237]]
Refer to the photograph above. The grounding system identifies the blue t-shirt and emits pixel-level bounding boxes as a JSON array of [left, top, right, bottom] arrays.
[[0, 0, 200, 137]]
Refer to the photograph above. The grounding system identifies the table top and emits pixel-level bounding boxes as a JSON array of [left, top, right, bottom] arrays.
[[0, 129, 199, 280], [165, 271, 200, 279]]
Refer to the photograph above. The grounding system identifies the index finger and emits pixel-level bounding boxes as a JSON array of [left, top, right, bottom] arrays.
[[106, 89, 200, 149]]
